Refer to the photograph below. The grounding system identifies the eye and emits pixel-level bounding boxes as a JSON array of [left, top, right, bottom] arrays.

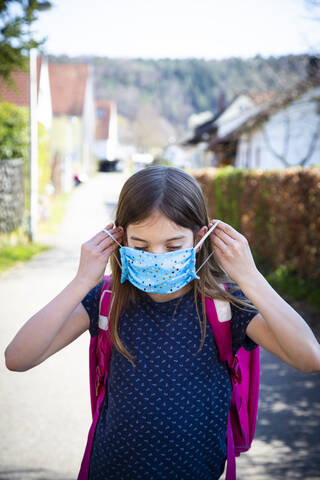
[[167, 246, 181, 250], [134, 247, 146, 251]]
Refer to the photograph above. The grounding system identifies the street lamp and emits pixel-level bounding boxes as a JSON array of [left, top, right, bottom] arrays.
[[28, 1, 51, 242]]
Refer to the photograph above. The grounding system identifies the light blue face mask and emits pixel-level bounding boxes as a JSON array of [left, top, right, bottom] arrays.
[[103, 220, 221, 294]]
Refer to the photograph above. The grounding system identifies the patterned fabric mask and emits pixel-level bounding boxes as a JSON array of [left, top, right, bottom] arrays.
[[103, 220, 220, 294]]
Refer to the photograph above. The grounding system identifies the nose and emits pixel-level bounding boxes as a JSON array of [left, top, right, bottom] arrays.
[[149, 248, 166, 255]]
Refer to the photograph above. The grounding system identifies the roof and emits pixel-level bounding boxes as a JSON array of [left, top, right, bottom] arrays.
[[0, 57, 42, 106], [208, 76, 320, 149], [248, 91, 277, 105], [180, 90, 274, 146], [48, 63, 89, 116], [95, 100, 116, 140]]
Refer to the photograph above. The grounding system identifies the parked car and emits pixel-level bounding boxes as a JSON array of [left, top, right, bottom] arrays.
[[98, 159, 119, 172]]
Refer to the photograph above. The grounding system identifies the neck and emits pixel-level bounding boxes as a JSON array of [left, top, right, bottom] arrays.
[[146, 284, 193, 303]]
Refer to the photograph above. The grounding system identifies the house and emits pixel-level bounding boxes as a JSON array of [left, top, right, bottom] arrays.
[[48, 62, 96, 191], [0, 56, 52, 130], [92, 99, 119, 170], [231, 84, 320, 169], [180, 90, 277, 168], [181, 56, 320, 170]]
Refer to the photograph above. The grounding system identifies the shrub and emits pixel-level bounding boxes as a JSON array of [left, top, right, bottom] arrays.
[[0, 102, 29, 160]]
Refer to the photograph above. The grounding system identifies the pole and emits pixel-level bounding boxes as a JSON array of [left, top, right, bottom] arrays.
[[28, 48, 38, 242]]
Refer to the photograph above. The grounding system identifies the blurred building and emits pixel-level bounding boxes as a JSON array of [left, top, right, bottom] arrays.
[[0, 56, 52, 130], [92, 99, 119, 171], [181, 57, 320, 169], [48, 62, 96, 190], [180, 90, 277, 168], [181, 56, 320, 170]]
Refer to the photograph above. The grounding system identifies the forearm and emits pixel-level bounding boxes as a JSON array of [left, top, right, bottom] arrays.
[[5, 276, 91, 371], [239, 270, 320, 372]]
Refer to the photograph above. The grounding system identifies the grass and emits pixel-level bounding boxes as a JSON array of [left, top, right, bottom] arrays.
[[0, 190, 73, 274], [264, 264, 320, 311], [0, 242, 50, 273]]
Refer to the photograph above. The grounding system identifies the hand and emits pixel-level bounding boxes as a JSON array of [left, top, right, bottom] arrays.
[[209, 219, 259, 286], [75, 223, 123, 289]]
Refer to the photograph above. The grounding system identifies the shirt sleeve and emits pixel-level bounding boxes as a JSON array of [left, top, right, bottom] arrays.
[[81, 279, 105, 337], [226, 283, 259, 356]]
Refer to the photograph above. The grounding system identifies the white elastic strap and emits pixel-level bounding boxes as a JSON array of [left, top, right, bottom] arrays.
[[194, 220, 221, 250], [196, 251, 214, 274], [103, 228, 122, 247], [103, 228, 122, 268]]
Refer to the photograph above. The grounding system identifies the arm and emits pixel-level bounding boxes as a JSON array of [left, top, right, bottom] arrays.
[[4, 277, 91, 371], [242, 272, 320, 374], [4, 223, 123, 372], [210, 219, 320, 374]]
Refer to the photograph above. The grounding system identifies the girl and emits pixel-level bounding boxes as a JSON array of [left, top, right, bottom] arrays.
[[5, 166, 320, 480]]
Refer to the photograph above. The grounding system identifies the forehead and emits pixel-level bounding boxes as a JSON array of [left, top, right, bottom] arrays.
[[127, 212, 191, 238]]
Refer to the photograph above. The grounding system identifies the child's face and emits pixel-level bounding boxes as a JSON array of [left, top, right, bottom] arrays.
[[124, 211, 206, 254]]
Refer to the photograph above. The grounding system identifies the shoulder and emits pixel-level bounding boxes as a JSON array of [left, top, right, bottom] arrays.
[[81, 278, 105, 309], [81, 277, 110, 337]]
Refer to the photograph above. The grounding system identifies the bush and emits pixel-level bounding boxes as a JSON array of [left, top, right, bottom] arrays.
[[192, 165, 320, 310], [0, 102, 29, 160]]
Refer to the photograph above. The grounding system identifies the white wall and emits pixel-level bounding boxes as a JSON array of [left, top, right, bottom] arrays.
[[37, 57, 52, 130], [235, 86, 320, 169], [107, 102, 118, 160], [82, 65, 96, 175]]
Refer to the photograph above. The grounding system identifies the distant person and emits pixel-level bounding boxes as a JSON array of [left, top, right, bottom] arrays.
[[5, 166, 320, 480], [73, 172, 82, 186]]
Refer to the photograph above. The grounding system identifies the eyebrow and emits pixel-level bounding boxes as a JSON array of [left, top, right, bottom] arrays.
[[130, 235, 186, 243]]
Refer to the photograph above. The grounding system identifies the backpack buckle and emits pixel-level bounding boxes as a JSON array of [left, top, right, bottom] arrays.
[[230, 355, 242, 384], [95, 365, 104, 397]]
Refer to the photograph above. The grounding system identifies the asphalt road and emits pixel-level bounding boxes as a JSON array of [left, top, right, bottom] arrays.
[[1, 171, 319, 480]]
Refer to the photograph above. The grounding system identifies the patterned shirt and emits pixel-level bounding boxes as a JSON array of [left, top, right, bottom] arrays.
[[81, 281, 259, 480]]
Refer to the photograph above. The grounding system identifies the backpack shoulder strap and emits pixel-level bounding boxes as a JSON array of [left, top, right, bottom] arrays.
[[89, 275, 113, 413], [79, 276, 114, 480], [204, 283, 233, 364], [98, 274, 113, 330]]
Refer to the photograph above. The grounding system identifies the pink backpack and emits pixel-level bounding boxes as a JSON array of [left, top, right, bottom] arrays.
[[77, 275, 260, 480]]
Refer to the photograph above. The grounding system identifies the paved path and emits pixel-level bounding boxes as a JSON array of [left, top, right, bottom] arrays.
[[1, 171, 319, 479], [0, 172, 128, 480], [222, 348, 320, 480]]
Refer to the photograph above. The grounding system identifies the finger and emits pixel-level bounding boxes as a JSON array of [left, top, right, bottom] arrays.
[[102, 239, 121, 259], [97, 226, 123, 247], [212, 233, 228, 249], [97, 230, 123, 251], [214, 228, 236, 245], [209, 219, 239, 240], [88, 223, 114, 244], [212, 236, 226, 252]]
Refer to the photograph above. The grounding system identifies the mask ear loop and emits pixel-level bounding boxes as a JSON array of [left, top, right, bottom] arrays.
[[194, 220, 221, 274], [103, 228, 122, 268]]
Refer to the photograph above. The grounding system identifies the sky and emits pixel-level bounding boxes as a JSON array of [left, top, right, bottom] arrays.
[[30, 0, 320, 60]]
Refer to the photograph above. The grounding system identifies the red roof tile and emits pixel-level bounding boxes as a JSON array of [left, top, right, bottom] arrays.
[[0, 57, 42, 106], [48, 63, 88, 116]]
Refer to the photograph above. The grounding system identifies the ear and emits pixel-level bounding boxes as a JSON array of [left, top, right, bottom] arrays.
[[194, 226, 208, 252]]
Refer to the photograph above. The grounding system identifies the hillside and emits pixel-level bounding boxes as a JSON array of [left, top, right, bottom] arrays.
[[48, 53, 311, 145]]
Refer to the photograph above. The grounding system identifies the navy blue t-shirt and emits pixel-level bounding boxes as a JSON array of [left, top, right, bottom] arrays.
[[81, 281, 259, 480]]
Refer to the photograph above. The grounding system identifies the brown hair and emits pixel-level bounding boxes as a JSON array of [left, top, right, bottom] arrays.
[[109, 165, 257, 367]]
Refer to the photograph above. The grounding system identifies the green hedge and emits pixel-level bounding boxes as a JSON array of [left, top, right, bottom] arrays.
[[192, 165, 320, 311], [0, 102, 28, 160]]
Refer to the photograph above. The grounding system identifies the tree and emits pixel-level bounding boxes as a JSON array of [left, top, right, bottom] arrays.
[[131, 103, 176, 152], [0, 0, 52, 88]]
